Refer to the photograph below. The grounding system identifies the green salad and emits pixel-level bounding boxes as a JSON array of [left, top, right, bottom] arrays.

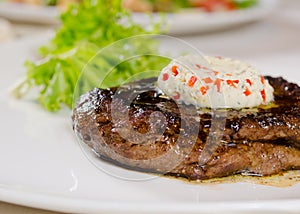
[[12, 0, 167, 112]]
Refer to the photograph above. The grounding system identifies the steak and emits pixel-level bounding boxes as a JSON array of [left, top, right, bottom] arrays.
[[72, 76, 300, 180]]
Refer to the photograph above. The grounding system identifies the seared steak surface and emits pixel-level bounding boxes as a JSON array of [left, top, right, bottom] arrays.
[[72, 77, 300, 180]]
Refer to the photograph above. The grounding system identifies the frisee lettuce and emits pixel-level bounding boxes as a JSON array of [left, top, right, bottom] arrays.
[[12, 0, 168, 112]]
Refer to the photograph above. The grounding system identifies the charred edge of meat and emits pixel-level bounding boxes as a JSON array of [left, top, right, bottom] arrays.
[[72, 76, 300, 180]]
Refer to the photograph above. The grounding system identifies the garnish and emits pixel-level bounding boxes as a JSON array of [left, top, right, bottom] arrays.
[[244, 87, 252, 96], [171, 66, 179, 76], [226, 79, 239, 88], [214, 78, 224, 92], [158, 55, 274, 109], [188, 76, 198, 87], [162, 73, 169, 81], [202, 77, 214, 84], [260, 75, 265, 84], [246, 78, 253, 86], [261, 89, 266, 102], [11, 0, 167, 112], [200, 85, 209, 95]]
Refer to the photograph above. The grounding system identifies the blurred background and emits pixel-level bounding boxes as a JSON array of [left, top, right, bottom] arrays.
[[0, 0, 299, 66], [0, 0, 298, 41]]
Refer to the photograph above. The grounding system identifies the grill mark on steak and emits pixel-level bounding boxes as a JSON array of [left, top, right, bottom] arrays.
[[72, 76, 300, 180]]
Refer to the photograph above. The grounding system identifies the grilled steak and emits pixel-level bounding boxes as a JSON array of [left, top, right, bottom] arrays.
[[72, 76, 300, 180]]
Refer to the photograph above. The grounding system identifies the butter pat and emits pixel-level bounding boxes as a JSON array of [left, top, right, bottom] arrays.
[[157, 55, 274, 109]]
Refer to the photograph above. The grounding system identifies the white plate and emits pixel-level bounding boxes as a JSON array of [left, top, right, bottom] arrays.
[[0, 35, 300, 214], [0, 0, 278, 34], [133, 0, 279, 34], [0, 2, 60, 24]]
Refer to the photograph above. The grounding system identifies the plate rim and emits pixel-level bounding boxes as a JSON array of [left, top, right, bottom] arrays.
[[1, 185, 300, 214], [1, 18, 300, 214]]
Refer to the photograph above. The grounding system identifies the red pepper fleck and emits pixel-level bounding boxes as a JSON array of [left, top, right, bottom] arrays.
[[196, 64, 202, 69], [243, 87, 252, 96], [214, 78, 224, 92], [162, 73, 169, 81], [213, 71, 219, 76], [200, 86, 209, 95], [171, 66, 179, 76], [226, 73, 233, 76], [226, 80, 239, 88], [188, 76, 198, 87], [261, 89, 266, 102], [260, 76, 265, 84], [246, 79, 252, 86], [173, 92, 180, 100], [202, 77, 214, 84], [216, 56, 222, 59]]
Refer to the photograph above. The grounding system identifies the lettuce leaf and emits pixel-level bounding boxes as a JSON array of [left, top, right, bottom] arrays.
[[12, 0, 167, 112]]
